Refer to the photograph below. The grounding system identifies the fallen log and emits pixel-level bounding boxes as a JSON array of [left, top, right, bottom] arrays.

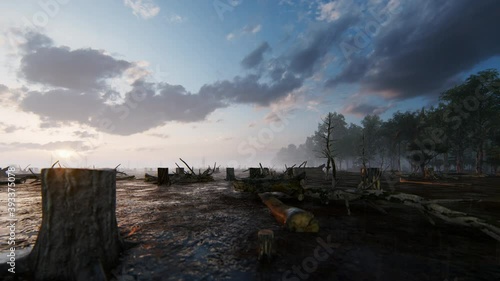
[[234, 175, 305, 200], [144, 173, 158, 183], [259, 193, 319, 232], [116, 175, 136, 181], [399, 177, 471, 186], [307, 188, 500, 242]]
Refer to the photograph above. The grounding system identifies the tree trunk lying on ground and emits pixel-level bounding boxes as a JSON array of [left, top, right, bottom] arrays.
[[305, 188, 500, 242], [233, 172, 306, 200], [259, 193, 319, 232]]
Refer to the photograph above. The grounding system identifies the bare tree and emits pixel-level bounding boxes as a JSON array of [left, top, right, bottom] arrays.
[[318, 113, 338, 187]]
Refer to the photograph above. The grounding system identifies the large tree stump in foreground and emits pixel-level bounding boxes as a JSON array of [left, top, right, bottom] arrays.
[[29, 168, 122, 281]]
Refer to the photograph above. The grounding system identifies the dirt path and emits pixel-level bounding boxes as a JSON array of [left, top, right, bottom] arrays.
[[1, 173, 499, 280]]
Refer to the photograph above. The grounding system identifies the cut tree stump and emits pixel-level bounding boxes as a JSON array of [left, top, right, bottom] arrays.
[[176, 168, 185, 175], [258, 229, 274, 261], [249, 168, 262, 178], [28, 168, 122, 281], [157, 167, 170, 186], [226, 168, 235, 181]]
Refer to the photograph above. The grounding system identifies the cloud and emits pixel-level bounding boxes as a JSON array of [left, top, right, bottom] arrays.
[[342, 102, 393, 117], [73, 130, 98, 138], [199, 72, 302, 107], [148, 133, 169, 139], [241, 42, 270, 69], [0, 141, 92, 152], [226, 24, 262, 41], [12, 32, 305, 135], [317, 0, 353, 22], [20, 38, 131, 91], [326, 0, 500, 100], [19, 80, 227, 135], [0, 122, 24, 133], [166, 14, 186, 23], [243, 24, 262, 34], [288, 16, 357, 77], [124, 0, 160, 19]]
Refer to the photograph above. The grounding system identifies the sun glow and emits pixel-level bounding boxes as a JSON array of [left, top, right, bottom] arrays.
[[56, 149, 74, 159]]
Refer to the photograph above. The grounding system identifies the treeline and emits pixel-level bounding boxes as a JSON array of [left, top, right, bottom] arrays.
[[273, 69, 500, 175]]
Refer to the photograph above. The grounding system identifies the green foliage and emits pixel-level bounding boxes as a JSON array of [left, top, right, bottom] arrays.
[[273, 69, 500, 174]]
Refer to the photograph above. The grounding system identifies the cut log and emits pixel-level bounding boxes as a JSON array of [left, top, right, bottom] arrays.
[[259, 193, 319, 232], [157, 167, 170, 186], [258, 229, 274, 261], [28, 168, 122, 280]]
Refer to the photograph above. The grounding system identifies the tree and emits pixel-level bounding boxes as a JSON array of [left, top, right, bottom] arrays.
[[361, 115, 383, 166], [313, 112, 347, 185], [406, 107, 448, 177], [441, 69, 500, 173]]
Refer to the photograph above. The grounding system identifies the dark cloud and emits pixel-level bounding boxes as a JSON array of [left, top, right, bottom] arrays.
[[20, 80, 227, 135], [21, 89, 105, 125], [19, 37, 131, 91], [342, 102, 393, 117], [199, 72, 302, 106], [0, 122, 24, 133], [22, 32, 53, 53], [73, 130, 98, 138], [14, 32, 305, 135], [0, 84, 8, 93], [241, 42, 270, 69], [288, 17, 357, 77], [326, 0, 500, 99]]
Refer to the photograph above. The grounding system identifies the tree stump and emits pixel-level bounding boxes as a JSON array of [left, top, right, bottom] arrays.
[[225, 168, 235, 181], [258, 229, 274, 261], [176, 167, 185, 175], [157, 167, 170, 186], [249, 168, 262, 178], [29, 168, 122, 281]]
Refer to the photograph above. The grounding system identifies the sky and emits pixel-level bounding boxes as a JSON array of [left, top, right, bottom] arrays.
[[0, 0, 499, 169]]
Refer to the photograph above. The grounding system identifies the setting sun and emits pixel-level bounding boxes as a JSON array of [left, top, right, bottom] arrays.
[[56, 149, 74, 159]]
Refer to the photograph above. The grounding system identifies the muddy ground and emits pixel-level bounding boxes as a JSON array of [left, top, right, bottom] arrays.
[[1, 171, 499, 281]]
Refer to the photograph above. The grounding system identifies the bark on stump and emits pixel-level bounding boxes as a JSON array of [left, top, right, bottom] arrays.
[[157, 167, 170, 186], [258, 229, 274, 261], [249, 168, 262, 178], [225, 168, 235, 181], [29, 168, 122, 281]]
